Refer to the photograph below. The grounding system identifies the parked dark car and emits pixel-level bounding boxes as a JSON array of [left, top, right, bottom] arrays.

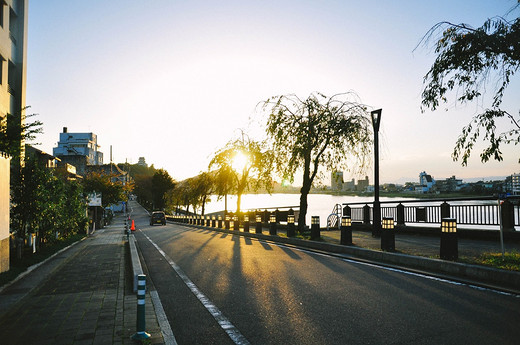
[[150, 211, 166, 226]]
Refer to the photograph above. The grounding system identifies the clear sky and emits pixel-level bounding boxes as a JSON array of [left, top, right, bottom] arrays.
[[26, 0, 519, 184]]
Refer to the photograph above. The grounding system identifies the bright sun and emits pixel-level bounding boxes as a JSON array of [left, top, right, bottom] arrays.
[[232, 151, 249, 173]]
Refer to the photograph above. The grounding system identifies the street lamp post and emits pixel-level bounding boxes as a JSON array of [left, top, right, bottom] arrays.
[[371, 109, 382, 238]]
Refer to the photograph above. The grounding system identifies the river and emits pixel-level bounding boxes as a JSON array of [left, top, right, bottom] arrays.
[[202, 193, 417, 227]]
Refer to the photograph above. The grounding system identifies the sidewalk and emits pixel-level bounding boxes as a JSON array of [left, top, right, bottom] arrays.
[[0, 215, 165, 345], [320, 228, 520, 259]]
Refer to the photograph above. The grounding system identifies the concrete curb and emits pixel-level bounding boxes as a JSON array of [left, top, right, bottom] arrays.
[[177, 222, 520, 294], [128, 234, 144, 293]]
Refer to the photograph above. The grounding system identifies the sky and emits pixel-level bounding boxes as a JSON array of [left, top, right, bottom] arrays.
[[26, 0, 520, 185]]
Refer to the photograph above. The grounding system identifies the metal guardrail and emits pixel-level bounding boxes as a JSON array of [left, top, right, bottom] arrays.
[[343, 196, 520, 230]]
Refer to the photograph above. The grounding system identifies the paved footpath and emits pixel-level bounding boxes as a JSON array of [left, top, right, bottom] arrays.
[[0, 216, 165, 345]]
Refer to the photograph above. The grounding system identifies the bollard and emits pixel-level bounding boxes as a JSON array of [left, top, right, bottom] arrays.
[[244, 215, 250, 233], [131, 274, 151, 340], [311, 216, 320, 240], [225, 215, 230, 230], [340, 216, 352, 245], [212, 216, 216, 228], [269, 214, 277, 235], [440, 218, 458, 260], [381, 217, 395, 251], [233, 216, 239, 231], [218, 215, 223, 229], [255, 214, 263, 234], [287, 214, 295, 237]]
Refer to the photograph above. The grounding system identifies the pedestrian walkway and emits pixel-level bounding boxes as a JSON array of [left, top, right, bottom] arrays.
[[0, 216, 165, 345], [320, 229, 520, 259]]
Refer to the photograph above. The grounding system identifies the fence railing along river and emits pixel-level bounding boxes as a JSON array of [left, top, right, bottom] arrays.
[[175, 193, 520, 232]]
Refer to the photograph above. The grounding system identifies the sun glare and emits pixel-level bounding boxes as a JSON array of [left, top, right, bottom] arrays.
[[232, 151, 249, 173]]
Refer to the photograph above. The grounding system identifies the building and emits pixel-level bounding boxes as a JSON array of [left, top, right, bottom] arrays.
[[331, 171, 343, 191], [26, 145, 59, 169], [53, 127, 103, 175], [0, 0, 28, 164], [137, 157, 148, 167], [343, 178, 356, 191], [436, 175, 464, 193], [357, 176, 369, 191], [510, 173, 520, 195], [418, 171, 435, 193], [0, 151, 10, 273], [0, 0, 28, 273]]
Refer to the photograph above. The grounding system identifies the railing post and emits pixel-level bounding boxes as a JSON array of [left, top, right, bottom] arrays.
[[501, 199, 515, 231], [396, 203, 405, 225], [233, 216, 239, 231], [287, 214, 295, 237], [381, 217, 395, 251], [225, 215, 230, 230], [269, 213, 277, 235], [255, 214, 262, 234], [340, 216, 352, 245], [243, 215, 250, 233], [440, 218, 458, 260], [311, 216, 320, 240], [363, 204, 371, 225], [440, 201, 450, 219]]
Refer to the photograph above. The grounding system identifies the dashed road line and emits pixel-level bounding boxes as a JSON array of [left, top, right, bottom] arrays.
[[142, 232, 251, 345]]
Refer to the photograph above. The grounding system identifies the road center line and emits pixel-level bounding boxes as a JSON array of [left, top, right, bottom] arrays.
[[141, 232, 251, 345]]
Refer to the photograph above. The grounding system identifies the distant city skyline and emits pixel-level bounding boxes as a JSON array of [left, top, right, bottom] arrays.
[[26, 1, 519, 184]]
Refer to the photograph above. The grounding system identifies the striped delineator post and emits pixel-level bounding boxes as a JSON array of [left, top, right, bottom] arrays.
[[131, 274, 151, 340]]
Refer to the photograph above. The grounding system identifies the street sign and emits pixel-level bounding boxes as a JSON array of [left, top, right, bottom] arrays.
[[88, 192, 102, 207]]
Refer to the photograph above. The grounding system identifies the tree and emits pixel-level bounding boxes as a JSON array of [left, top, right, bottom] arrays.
[[420, 2, 520, 165], [263, 92, 372, 232], [10, 153, 88, 258], [186, 172, 214, 215], [151, 169, 176, 210], [0, 111, 43, 161], [83, 172, 127, 208], [209, 133, 273, 212]]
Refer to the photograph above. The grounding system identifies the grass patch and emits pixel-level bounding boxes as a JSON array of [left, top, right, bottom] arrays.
[[469, 251, 520, 271], [0, 234, 86, 288]]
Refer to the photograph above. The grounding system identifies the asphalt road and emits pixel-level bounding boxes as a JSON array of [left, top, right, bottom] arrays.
[[130, 202, 520, 345]]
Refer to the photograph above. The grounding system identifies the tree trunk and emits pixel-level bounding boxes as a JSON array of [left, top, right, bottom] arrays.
[[298, 157, 312, 232], [236, 193, 242, 213], [201, 195, 207, 216]]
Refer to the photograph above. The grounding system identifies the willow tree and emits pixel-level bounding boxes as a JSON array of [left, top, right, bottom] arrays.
[[420, 2, 520, 164], [209, 134, 273, 212], [263, 92, 372, 232]]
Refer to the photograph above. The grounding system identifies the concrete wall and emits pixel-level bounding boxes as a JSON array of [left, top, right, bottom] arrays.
[[0, 152, 10, 273]]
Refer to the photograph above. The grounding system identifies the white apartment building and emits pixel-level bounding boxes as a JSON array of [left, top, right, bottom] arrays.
[[0, 0, 28, 160], [53, 127, 103, 166], [0, 0, 27, 274]]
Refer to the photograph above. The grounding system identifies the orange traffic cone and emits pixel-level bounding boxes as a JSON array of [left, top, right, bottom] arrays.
[[131, 219, 136, 231]]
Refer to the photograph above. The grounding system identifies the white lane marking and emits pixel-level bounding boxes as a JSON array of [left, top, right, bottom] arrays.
[[150, 290, 178, 345], [269, 241, 520, 298], [142, 232, 251, 345]]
